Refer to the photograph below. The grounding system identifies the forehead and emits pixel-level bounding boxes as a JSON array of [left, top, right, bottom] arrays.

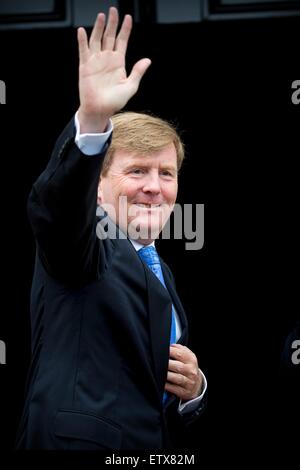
[[113, 143, 177, 169]]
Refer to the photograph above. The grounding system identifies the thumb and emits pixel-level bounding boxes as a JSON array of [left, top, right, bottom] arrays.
[[127, 58, 151, 92]]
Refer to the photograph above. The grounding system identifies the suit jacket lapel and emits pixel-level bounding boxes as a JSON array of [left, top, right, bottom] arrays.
[[142, 261, 189, 400], [161, 264, 189, 346], [143, 265, 173, 401], [160, 265, 190, 409]]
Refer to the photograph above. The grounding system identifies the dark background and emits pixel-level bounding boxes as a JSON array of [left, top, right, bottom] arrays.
[[0, 0, 299, 466]]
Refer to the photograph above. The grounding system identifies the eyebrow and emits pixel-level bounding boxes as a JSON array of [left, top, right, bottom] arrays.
[[124, 162, 177, 173]]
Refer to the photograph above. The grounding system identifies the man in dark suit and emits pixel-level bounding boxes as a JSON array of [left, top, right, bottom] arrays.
[[16, 7, 207, 450]]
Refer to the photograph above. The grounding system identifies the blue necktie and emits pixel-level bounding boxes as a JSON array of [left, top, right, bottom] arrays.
[[138, 245, 176, 404]]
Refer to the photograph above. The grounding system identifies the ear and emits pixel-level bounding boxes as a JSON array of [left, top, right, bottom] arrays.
[[97, 180, 103, 205]]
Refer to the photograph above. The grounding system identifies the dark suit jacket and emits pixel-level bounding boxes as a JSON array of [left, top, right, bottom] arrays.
[[16, 118, 205, 450]]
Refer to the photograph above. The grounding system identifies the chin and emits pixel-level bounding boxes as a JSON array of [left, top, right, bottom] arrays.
[[128, 217, 162, 242]]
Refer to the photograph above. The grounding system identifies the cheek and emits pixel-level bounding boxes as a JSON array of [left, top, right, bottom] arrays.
[[163, 183, 178, 204], [125, 186, 140, 200], [104, 182, 129, 205], [116, 178, 141, 200]]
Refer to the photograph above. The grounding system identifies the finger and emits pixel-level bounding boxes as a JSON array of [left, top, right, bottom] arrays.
[[165, 382, 186, 400], [127, 58, 151, 94], [167, 371, 191, 388], [169, 360, 200, 385], [169, 345, 197, 365], [168, 359, 185, 374], [77, 27, 89, 64], [114, 14, 132, 55], [102, 6, 119, 51], [89, 13, 106, 53], [169, 345, 186, 361]]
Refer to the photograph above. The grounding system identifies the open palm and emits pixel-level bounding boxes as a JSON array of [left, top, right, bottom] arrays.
[[77, 8, 151, 121]]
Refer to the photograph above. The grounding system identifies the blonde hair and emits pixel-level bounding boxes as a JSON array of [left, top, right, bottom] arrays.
[[101, 112, 185, 176]]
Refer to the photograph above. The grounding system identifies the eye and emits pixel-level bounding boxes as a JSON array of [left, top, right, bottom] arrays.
[[130, 168, 145, 175], [161, 170, 174, 177]]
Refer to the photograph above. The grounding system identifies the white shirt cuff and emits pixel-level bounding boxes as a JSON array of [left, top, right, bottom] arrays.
[[74, 111, 113, 156], [178, 369, 207, 414]]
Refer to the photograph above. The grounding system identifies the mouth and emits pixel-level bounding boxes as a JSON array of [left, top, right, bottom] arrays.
[[134, 203, 162, 208]]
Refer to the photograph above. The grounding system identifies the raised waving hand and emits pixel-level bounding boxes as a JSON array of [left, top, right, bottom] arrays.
[[77, 7, 151, 133]]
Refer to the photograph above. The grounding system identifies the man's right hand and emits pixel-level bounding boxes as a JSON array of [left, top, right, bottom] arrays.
[[77, 7, 151, 133]]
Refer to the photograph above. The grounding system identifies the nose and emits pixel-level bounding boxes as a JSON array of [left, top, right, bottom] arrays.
[[142, 171, 161, 194]]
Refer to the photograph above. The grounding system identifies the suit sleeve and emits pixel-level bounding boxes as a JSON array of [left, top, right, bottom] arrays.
[[27, 117, 110, 283]]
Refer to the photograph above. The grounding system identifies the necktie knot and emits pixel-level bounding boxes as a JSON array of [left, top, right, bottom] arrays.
[[138, 245, 166, 287], [138, 245, 160, 267]]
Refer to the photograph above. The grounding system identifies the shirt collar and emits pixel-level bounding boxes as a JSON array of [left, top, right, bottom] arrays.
[[129, 239, 155, 252]]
